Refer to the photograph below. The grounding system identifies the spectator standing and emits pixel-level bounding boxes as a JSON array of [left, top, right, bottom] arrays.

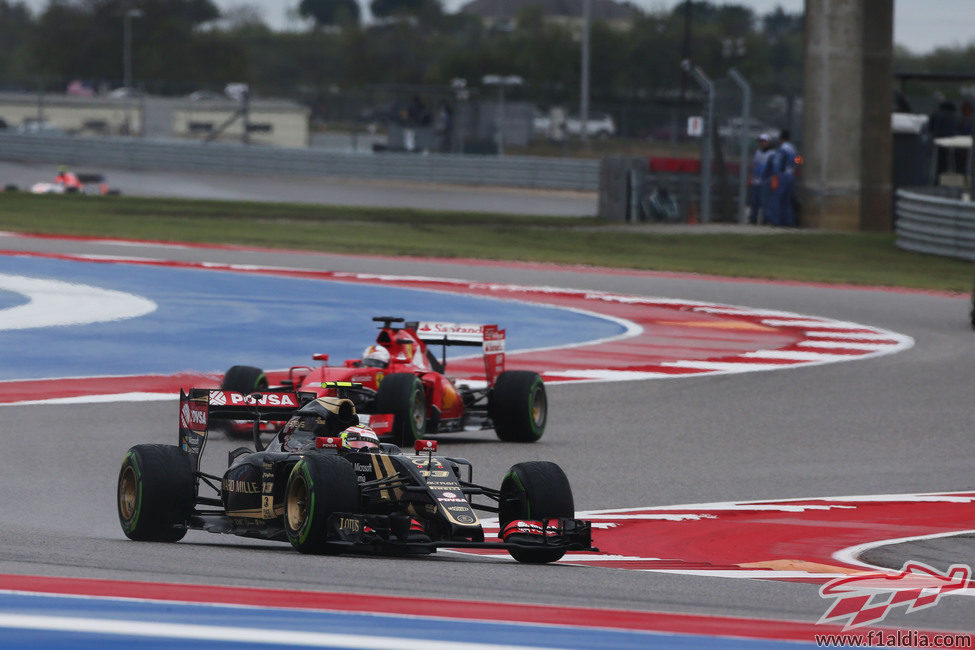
[[402, 95, 429, 152], [959, 100, 973, 135], [435, 100, 454, 153], [929, 100, 959, 177], [772, 130, 800, 227], [748, 133, 774, 224], [956, 100, 974, 172], [761, 134, 781, 225]]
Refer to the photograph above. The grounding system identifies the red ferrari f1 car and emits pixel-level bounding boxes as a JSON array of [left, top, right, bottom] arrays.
[[217, 317, 547, 447]]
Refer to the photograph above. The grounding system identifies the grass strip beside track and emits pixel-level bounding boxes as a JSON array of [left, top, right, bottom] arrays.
[[1, 193, 972, 292]]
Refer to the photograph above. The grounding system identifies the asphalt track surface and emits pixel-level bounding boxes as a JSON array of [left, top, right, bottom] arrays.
[[1, 234, 975, 637], [0, 160, 597, 216]]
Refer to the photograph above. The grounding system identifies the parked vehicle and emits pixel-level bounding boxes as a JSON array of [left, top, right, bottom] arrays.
[[533, 109, 616, 139]]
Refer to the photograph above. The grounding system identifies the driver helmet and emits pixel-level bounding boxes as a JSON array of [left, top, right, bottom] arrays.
[[341, 426, 381, 450], [362, 344, 390, 368]]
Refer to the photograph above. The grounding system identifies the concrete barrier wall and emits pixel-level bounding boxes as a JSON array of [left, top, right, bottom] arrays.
[[0, 132, 599, 191]]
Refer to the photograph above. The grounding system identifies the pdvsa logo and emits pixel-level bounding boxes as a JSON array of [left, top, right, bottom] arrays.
[[180, 401, 207, 428], [210, 391, 296, 407]]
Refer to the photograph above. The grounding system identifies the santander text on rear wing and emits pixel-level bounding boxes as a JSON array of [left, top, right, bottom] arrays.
[[415, 322, 506, 384]]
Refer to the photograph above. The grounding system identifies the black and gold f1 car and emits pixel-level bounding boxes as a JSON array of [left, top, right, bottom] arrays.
[[117, 384, 595, 563]]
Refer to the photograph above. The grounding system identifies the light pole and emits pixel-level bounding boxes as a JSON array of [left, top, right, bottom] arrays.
[[482, 74, 523, 156], [579, 0, 591, 148], [123, 9, 143, 91], [681, 59, 714, 223], [728, 68, 751, 224]]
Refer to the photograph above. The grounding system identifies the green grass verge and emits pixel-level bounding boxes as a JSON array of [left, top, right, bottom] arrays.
[[1, 193, 971, 293]]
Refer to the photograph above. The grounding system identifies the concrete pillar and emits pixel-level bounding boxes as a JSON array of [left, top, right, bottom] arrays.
[[802, 0, 893, 231]]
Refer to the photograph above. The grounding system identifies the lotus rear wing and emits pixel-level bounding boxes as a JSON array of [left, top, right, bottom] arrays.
[[415, 322, 506, 385], [179, 388, 313, 470]]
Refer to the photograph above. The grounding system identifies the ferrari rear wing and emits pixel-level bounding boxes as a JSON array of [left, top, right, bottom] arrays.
[[415, 322, 498, 346], [179, 388, 314, 470], [414, 322, 506, 384]]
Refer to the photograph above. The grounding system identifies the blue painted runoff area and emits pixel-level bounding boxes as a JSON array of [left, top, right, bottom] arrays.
[[0, 592, 818, 649], [0, 256, 625, 381]]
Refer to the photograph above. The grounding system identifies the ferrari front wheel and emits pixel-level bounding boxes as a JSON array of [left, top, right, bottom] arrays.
[[217, 365, 269, 439], [284, 454, 360, 554], [221, 365, 268, 393], [117, 444, 195, 542], [374, 373, 426, 448]]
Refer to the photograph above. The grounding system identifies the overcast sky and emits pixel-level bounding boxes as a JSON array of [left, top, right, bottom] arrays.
[[18, 0, 975, 55]]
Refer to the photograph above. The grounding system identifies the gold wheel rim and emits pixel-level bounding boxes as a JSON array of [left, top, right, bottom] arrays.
[[286, 475, 308, 531], [119, 465, 138, 520]]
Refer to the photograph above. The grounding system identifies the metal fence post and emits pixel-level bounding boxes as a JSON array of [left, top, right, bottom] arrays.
[[682, 60, 713, 223], [728, 68, 751, 224]]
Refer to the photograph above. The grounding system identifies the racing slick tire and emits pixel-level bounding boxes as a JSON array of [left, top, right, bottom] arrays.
[[221, 365, 269, 393], [499, 461, 574, 564], [117, 444, 195, 542], [490, 371, 547, 442], [374, 373, 426, 448], [218, 365, 269, 439], [284, 454, 361, 554]]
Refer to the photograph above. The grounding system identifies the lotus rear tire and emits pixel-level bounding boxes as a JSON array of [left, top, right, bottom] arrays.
[[284, 454, 360, 554], [499, 461, 574, 563], [117, 444, 195, 542], [491, 371, 546, 442]]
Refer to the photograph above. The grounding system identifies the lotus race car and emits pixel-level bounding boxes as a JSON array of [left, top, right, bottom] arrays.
[[217, 317, 547, 446], [116, 384, 595, 563]]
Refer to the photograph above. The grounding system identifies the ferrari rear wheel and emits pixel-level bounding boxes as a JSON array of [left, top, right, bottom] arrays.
[[284, 454, 360, 554], [117, 444, 195, 542], [374, 373, 426, 448], [499, 461, 574, 564], [491, 371, 546, 442]]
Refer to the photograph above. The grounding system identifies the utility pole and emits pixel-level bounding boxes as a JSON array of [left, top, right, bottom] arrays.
[[678, 0, 692, 135], [123, 9, 143, 90], [579, 0, 591, 149], [682, 60, 714, 224], [728, 68, 751, 224]]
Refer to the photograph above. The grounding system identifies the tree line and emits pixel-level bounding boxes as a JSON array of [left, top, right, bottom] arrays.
[[0, 0, 970, 122]]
